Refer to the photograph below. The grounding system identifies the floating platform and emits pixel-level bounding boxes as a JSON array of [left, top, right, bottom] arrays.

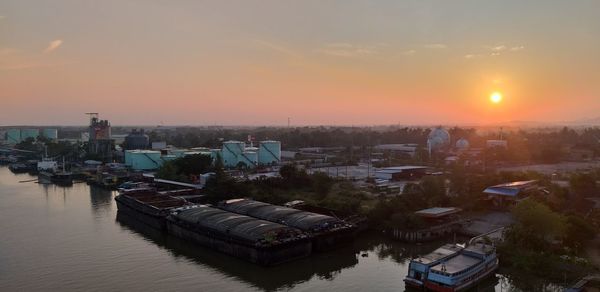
[[166, 205, 312, 266], [114, 188, 196, 230], [218, 199, 356, 251]]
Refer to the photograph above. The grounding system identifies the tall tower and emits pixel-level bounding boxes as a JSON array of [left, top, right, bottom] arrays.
[[85, 113, 113, 162]]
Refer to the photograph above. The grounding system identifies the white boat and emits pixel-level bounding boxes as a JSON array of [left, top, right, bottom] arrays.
[[405, 242, 498, 292]]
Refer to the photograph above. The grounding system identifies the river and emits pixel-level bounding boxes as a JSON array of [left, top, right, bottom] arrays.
[[0, 167, 561, 291]]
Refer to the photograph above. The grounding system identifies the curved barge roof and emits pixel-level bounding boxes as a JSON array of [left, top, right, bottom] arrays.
[[219, 199, 350, 233], [170, 205, 307, 246]]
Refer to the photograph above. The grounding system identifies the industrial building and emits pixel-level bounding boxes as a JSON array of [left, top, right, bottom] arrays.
[[41, 128, 58, 140], [124, 129, 150, 150], [486, 140, 508, 149], [87, 113, 113, 162], [124, 150, 163, 170], [218, 198, 355, 251], [5, 129, 21, 144], [220, 140, 281, 168], [166, 205, 312, 265], [427, 127, 451, 154], [4, 128, 57, 144], [483, 180, 539, 207], [373, 144, 418, 157], [374, 166, 429, 181]]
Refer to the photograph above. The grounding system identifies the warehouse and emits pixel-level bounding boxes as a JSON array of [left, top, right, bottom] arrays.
[[218, 198, 355, 251], [374, 166, 429, 181], [166, 205, 312, 266]]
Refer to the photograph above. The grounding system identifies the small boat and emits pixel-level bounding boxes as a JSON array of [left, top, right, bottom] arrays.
[[405, 242, 498, 292], [9, 163, 34, 173], [38, 157, 73, 186]]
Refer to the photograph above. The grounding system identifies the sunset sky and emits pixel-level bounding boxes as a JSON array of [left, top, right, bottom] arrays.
[[1, 0, 599, 126]]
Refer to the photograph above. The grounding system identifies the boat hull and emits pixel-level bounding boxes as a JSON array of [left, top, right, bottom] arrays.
[[424, 259, 499, 292]]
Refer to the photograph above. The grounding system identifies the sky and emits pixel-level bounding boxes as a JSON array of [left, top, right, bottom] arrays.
[[1, 0, 599, 126]]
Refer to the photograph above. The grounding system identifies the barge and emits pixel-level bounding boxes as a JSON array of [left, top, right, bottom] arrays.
[[166, 205, 312, 266], [114, 188, 200, 230], [218, 199, 356, 251], [404, 242, 498, 292], [38, 171, 73, 186]]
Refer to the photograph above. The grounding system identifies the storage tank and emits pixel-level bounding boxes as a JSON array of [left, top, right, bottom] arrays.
[[427, 127, 451, 153], [21, 129, 40, 141], [42, 128, 58, 140], [5, 129, 21, 144], [124, 129, 149, 150], [258, 140, 281, 166], [455, 138, 470, 150], [239, 151, 258, 168], [170, 149, 188, 158], [222, 141, 245, 167], [210, 149, 222, 164], [124, 150, 162, 170]]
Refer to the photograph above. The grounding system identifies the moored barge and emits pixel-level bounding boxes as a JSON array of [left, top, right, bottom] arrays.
[[218, 198, 356, 251], [115, 188, 199, 230], [166, 205, 312, 266]]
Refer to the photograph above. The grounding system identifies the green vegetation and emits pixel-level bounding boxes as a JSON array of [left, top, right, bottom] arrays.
[[500, 199, 597, 282], [202, 164, 370, 214], [156, 154, 214, 183]]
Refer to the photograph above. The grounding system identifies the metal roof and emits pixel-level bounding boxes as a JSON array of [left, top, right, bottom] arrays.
[[415, 244, 462, 265], [173, 205, 302, 243], [415, 207, 461, 218], [380, 166, 428, 171], [483, 180, 538, 197], [430, 254, 482, 274], [219, 199, 345, 233]]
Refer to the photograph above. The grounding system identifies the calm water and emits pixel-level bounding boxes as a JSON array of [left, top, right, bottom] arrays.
[[0, 167, 558, 291]]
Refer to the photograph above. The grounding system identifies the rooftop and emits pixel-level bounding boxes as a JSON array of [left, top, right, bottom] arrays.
[[415, 207, 461, 218], [483, 180, 538, 197], [415, 244, 462, 265], [430, 254, 482, 275]]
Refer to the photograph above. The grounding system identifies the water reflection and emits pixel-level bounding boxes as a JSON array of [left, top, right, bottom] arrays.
[[116, 211, 362, 291], [89, 185, 114, 215]]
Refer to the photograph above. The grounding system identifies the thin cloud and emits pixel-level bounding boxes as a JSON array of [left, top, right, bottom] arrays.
[[401, 49, 416, 56], [252, 39, 302, 59], [510, 45, 525, 52], [317, 43, 378, 57], [43, 39, 63, 53], [423, 43, 447, 49], [464, 54, 482, 59], [490, 45, 506, 52]]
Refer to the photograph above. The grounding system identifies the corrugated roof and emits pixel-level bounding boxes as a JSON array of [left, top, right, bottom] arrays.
[[173, 205, 302, 243], [415, 207, 461, 218], [483, 180, 538, 197], [219, 199, 345, 233]]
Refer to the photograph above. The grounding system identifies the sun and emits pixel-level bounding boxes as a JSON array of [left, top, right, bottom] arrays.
[[490, 91, 503, 104]]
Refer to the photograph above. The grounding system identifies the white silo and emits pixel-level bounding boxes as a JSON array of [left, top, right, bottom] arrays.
[[455, 138, 470, 150], [239, 151, 258, 168], [222, 141, 245, 167], [258, 140, 281, 165], [427, 127, 451, 154]]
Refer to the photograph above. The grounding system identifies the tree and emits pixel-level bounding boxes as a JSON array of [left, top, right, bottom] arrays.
[[174, 154, 213, 175], [506, 199, 567, 251], [570, 173, 598, 198]]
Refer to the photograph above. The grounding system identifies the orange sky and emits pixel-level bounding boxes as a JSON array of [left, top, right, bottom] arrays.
[[1, 1, 599, 126]]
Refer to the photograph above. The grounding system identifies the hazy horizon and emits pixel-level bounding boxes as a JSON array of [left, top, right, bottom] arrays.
[[2, 0, 599, 126]]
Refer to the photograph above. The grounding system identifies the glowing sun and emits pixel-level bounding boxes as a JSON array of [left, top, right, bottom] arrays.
[[490, 92, 503, 104]]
